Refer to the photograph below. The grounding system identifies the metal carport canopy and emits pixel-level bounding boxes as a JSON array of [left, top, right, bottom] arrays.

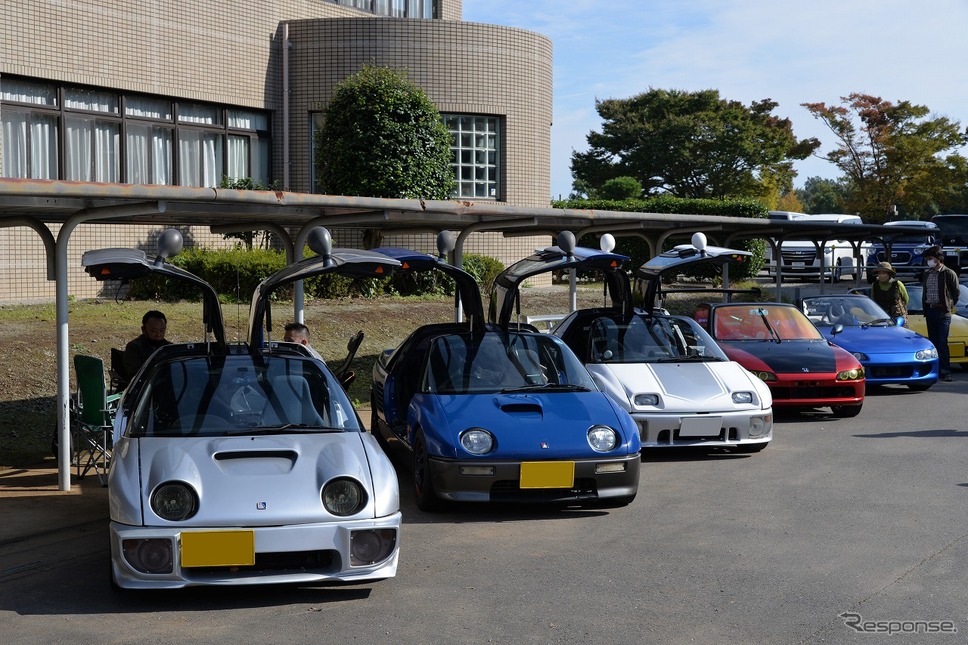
[[0, 179, 925, 490]]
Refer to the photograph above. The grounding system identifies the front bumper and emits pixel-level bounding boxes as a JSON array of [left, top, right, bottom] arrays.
[[428, 455, 640, 504], [110, 513, 401, 589], [863, 359, 938, 386], [631, 410, 773, 449], [768, 375, 864, 408]]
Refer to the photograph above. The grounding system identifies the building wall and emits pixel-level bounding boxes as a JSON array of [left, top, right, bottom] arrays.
[[0, 0, 553, 302], [286, 18, 552, 206]]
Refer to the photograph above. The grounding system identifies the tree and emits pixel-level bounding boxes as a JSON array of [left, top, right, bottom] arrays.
[[796, 176, 848, 214], [802, 93, 968, 221], [598, 176, 643, 200], [314, 65, 455, 200], [571, 88, 819, 200]]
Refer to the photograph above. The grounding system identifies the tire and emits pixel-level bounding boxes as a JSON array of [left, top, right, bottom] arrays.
[[831, 404, 863, 418], [412, 431, 442, 512]]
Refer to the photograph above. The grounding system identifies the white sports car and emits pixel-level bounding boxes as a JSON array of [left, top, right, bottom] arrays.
[[490, 233, 774, 453], [84, 229, 402, 589]]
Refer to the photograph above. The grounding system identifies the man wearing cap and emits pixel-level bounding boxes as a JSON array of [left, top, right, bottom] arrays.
[[869, 261, 908, 322], [919, 246, 960, 381]]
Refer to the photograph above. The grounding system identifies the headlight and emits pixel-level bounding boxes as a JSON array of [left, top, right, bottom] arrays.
[[350, 529, 397, 566], [731, 391, 753, 404], [460, 428, 495, 454], [837, 367, 865, 380], [754, 370, 777, 382], [852, 352, 869, 361], [322, 478, 366, 516], [587, 425, 619, 452], [915, 348, 938, 360], [150, 482, 199, 521], [749, 415, 772, 437], [633, 393, 660, 406]]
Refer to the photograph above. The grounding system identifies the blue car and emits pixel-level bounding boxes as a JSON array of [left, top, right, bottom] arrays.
[[369, 245, 641, 511], [800, 294, 939, 391]]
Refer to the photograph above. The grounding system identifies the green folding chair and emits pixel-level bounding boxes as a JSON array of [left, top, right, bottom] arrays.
[[72, 355, 122, 484]]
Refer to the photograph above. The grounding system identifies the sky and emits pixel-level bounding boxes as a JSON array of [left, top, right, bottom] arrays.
[[462, 0, 968, 200]]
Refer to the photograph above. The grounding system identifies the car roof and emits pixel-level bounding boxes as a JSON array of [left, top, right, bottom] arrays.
[[489, 239, 630, 329], [372, 247, 486, 331], [82, 247, 227, 347]]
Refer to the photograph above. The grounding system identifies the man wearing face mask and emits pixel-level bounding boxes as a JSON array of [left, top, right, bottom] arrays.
[[869, 261, 908, 322], [919, 247, 960, 381]]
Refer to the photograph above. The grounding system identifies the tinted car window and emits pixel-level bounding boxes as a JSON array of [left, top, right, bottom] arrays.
[[129, 354, 360, 437], [423, 332, 596, 394], [712, 305, 823, 341], [587, 315, 728, 363]]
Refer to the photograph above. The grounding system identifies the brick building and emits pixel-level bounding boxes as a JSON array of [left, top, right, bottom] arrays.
[[0, 1, 553, 301]]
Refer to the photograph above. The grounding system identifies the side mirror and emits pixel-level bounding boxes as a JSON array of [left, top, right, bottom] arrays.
[[895, 316, 905, 327], [831, 324, 844, 335]]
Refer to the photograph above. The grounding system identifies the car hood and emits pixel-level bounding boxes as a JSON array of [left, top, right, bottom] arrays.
[[424, 391, 638, 459], [718, 340, 840, 374], [823, 325, 935, 354], [587, 361, 771, 411], [119, 433, 386, 526]]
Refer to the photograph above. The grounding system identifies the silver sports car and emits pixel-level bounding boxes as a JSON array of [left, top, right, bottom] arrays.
[[84, 229, 402, 589]]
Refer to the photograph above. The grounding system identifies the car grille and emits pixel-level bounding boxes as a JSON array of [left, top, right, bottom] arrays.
[[772, 385, 858, 400], [868, 365, 915, 378], [489, 478, 597, 503], [781, 250, 817, 263], [186, 549, 338, 576], [875, 250, 913, 265]]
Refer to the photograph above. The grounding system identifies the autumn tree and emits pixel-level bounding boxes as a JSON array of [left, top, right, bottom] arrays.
[[802, 93, 968, 221], [314, 65, 455, 199], [571, 88, 819, 200]]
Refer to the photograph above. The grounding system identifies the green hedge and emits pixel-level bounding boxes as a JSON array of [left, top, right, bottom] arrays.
[[125, 248, 505, 302], [553, 195, 768, 281]]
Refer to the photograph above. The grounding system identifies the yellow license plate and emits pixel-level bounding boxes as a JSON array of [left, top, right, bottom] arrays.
[[181, 530, 255, 568], [519, 461, 575, 489]]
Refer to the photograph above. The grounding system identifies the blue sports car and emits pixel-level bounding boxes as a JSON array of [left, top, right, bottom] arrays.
[[801, 294, 938, 391], [369, 244, 641, 511]]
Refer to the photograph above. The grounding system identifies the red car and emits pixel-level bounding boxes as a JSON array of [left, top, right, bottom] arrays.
[[694, 302, 865, 417]]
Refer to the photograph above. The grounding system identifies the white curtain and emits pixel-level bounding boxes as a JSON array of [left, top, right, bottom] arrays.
[[127, 125, 172, 185], [179, 130, 222, 187], [1, 112, 28, 177], [227, 135, 248, 181], [65, 117, 93, 181], [65, 117, 119, 182]]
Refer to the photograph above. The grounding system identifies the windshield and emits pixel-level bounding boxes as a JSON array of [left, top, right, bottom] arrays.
[[904, 283, 968, 314], [586, 314, 728, 363], [129, 354, 360, 437], [711, 305, 823, 341], [933, 215, 968, 243], [802, 296, 893, 327], [423, 332, 597, 394]]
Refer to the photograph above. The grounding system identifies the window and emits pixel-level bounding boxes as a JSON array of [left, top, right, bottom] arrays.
[[334, 0, 435, 17], [444, 115, 500, 200], [0, 77, 270, 187]]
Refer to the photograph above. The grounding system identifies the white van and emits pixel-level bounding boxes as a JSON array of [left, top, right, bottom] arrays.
[[766, 213, 869, 282]]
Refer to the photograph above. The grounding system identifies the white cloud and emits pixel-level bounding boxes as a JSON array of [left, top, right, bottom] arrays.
[[463, 0, 968, 198]]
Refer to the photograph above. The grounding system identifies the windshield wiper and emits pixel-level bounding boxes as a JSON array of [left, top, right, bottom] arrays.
[[755, 310, 782, 343], [224, 424, 340, 435], [500, 383, 591, 393], [655, 355, 726, 362], [862, 318, 895, 328]]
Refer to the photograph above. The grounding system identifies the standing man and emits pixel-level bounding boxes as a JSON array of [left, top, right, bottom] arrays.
[[122, 310, 171, 386], [919, 247, 960, 381]]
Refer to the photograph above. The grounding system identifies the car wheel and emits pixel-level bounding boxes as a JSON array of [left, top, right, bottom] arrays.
[[907, 383, 933, 392], [413, 431, 442, 512], [831, 404, 863, 418]]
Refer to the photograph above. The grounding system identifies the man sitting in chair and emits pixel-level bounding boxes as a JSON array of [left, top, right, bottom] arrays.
[[121, 310, 171, 388]]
